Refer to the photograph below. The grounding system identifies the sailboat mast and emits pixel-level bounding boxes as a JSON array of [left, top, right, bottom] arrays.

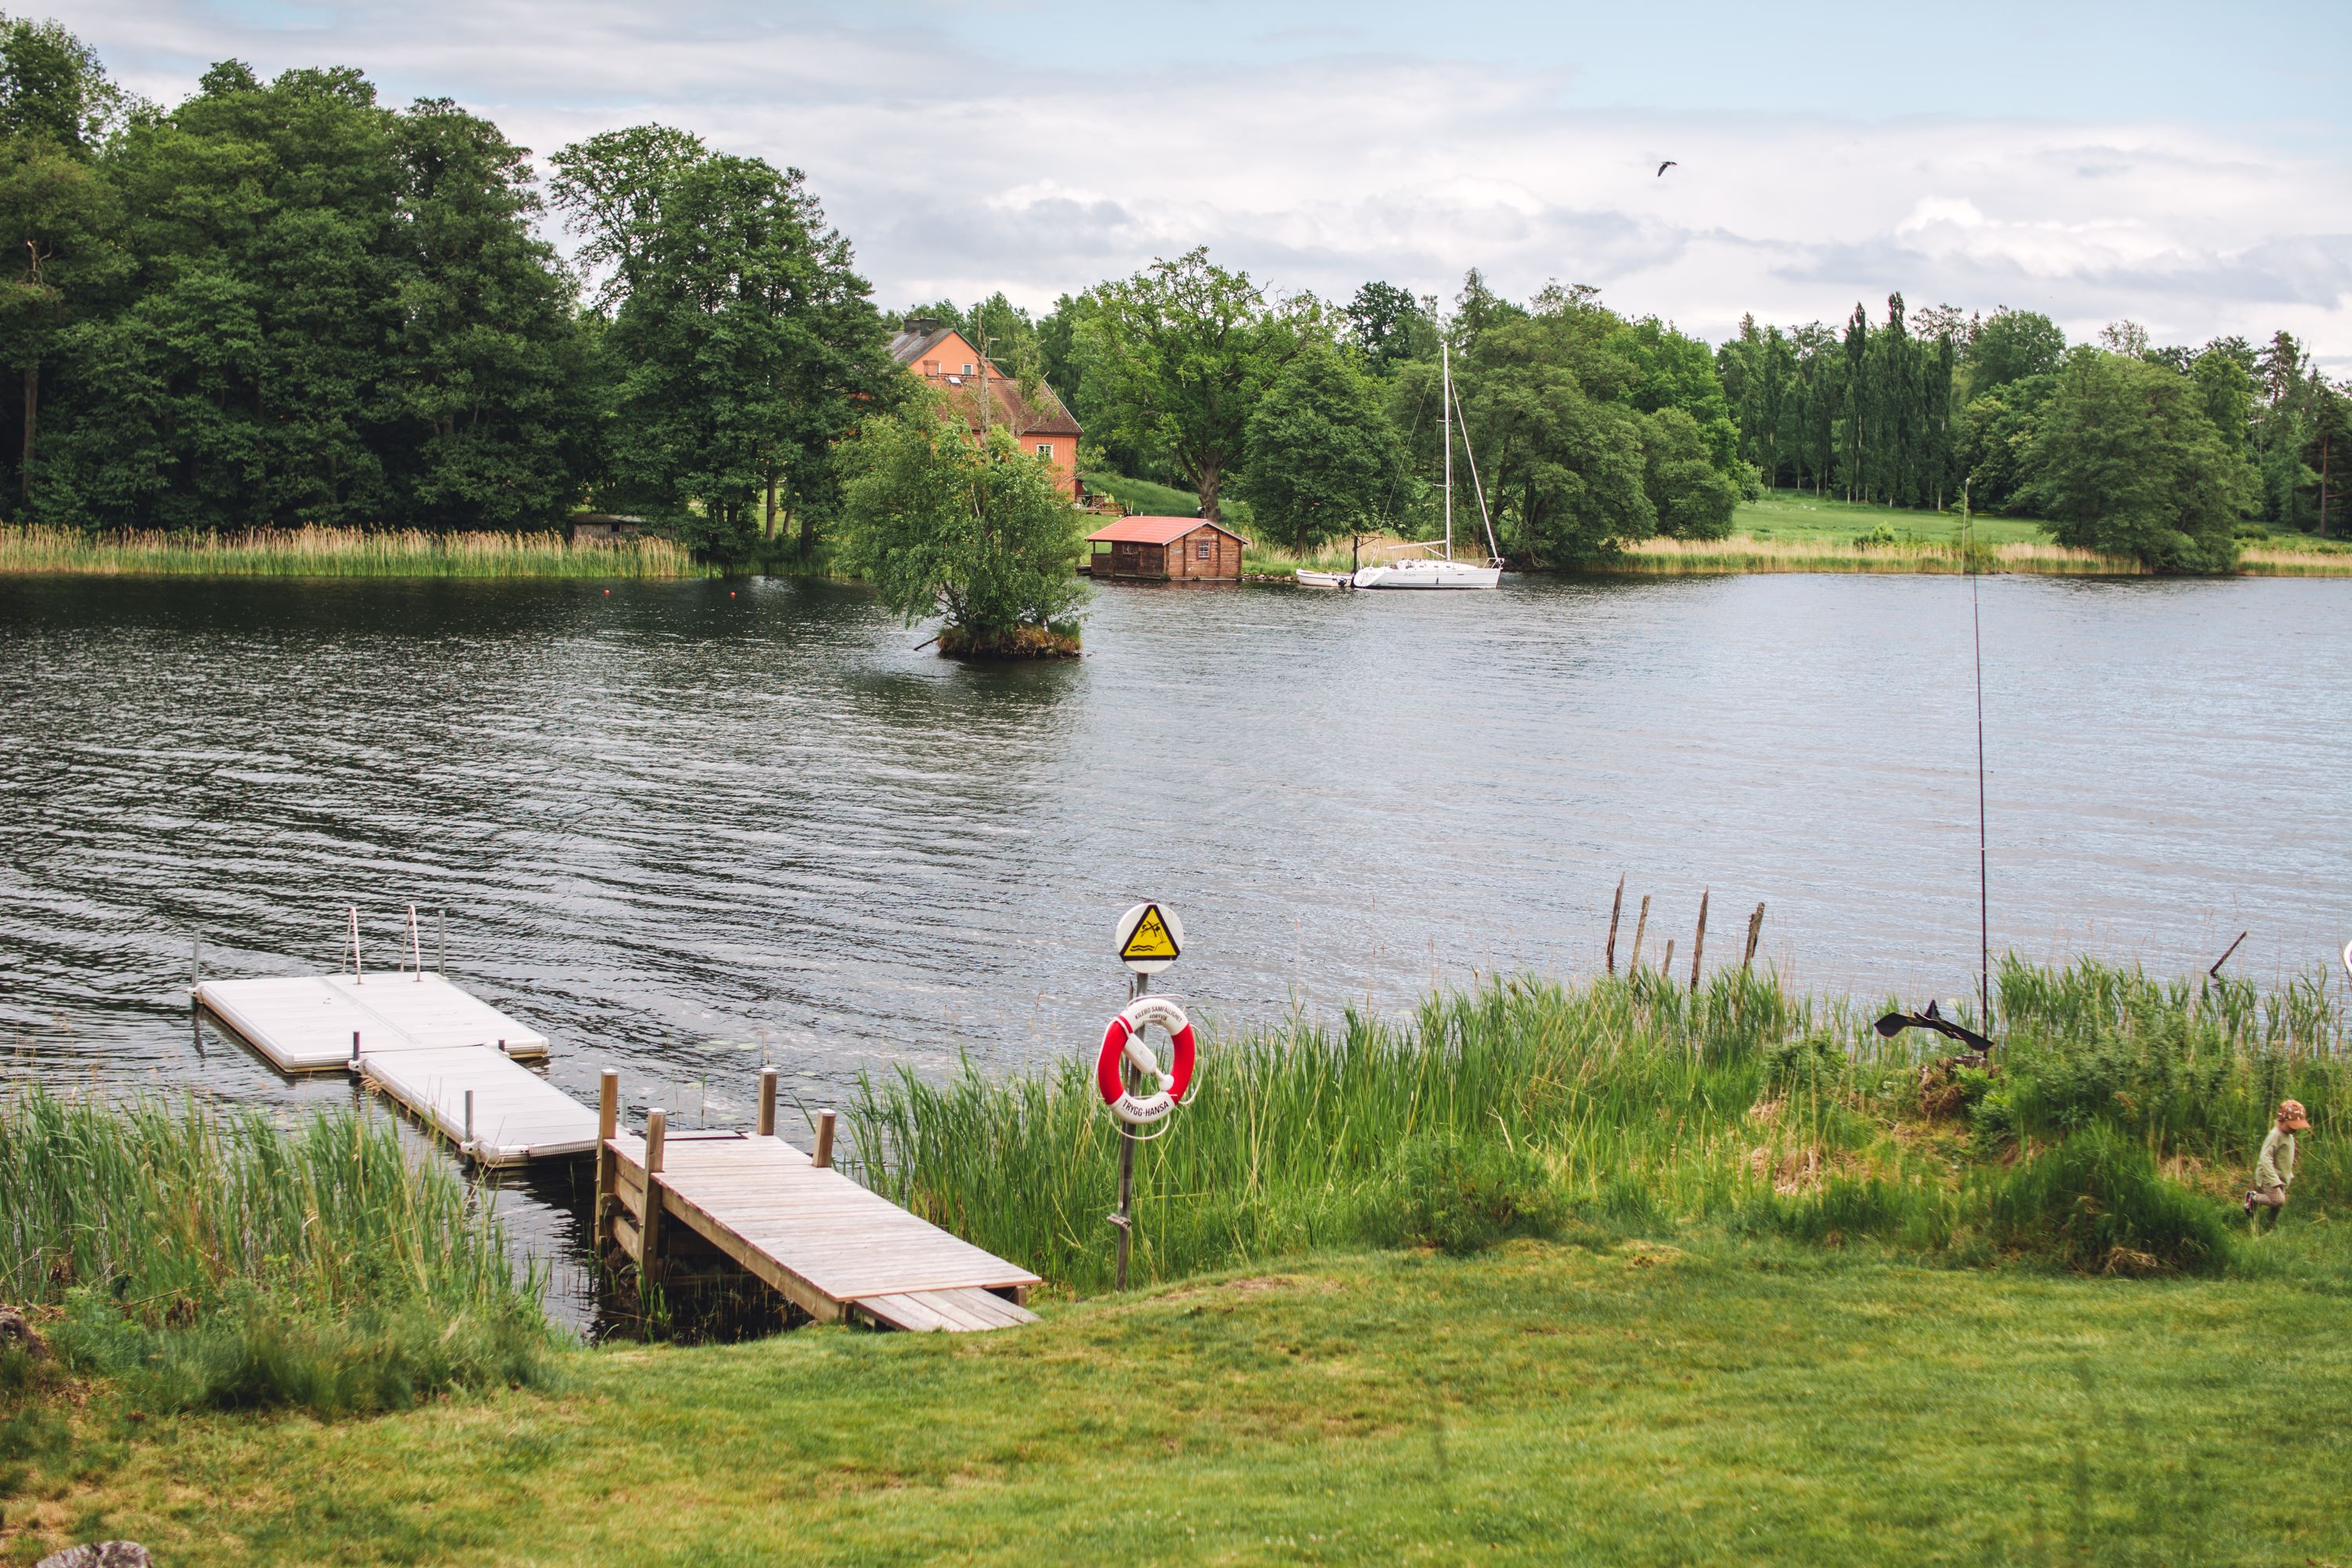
[[1441, 337, 1454, 563]]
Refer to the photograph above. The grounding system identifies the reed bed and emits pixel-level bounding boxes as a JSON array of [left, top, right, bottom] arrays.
[[0, 523, 706, 578], [2240, 544, 2352, 575], [1602, 534, 2143, 575], [0, 1091, 554, 1413], [851, 960, 2347, 1294]]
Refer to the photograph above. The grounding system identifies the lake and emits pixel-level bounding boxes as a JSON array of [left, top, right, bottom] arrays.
[[4, 570, 2348, 1319]]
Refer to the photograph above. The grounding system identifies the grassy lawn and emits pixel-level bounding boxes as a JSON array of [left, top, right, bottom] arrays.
[[25, 1235, 2351, 1566], [1733, 492, 2048, 546]]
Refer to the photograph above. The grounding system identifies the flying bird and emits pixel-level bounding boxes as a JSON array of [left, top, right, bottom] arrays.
[[1656, 161, 1678, 176]]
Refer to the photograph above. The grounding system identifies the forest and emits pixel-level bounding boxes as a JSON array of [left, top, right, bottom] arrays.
[[0, 17, 2343, 572]]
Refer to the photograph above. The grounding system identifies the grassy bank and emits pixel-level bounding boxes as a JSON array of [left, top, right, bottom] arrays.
[[10, 964, 2352, 1563], [0, 524, 707, 578], [22, 1238, 2352, 1564], [852, 961, 2344, 1294]]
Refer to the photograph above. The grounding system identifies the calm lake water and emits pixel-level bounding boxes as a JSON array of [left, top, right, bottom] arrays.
[[4, 570, 2349, 1319]]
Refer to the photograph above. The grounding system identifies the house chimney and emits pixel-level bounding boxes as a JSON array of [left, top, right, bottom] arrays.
[[902, 315, 939, 336]]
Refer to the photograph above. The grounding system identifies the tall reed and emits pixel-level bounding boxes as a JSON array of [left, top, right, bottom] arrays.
[[0, 1091, 554, 1412], [851, 961, 2346, 1293], [0, 523, 706, 579]]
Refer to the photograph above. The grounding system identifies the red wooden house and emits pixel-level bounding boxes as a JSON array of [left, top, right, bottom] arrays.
[[1085, 515, 1249, 583]]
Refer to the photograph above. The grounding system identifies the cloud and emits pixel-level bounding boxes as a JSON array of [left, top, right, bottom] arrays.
[[53, 0, 2352, 366]]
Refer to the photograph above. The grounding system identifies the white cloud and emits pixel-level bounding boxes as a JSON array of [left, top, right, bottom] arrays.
[[53, 1, 2352, 367]]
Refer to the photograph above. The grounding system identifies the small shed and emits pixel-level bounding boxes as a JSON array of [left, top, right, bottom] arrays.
[[1086, 515, 1250, 583]]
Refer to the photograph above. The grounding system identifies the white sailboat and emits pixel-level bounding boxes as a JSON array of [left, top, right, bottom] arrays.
[[1352, 338, 1503, 590]]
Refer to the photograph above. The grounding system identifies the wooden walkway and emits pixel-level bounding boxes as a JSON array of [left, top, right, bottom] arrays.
[[598, 1079, 1040, 1334]]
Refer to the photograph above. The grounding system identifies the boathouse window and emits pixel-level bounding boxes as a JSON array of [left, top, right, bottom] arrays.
[[1196, 539, 1213, 560]]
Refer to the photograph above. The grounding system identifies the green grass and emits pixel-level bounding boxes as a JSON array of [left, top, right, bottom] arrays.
[[10, 964, 2352, 1563], [1733, 491, 2049, 546], [851, 960, 2345, 1295], [0, 524, 708, 578], [20, 1236, 2352, 1565], [1080, 471, 1255, 535], [0, 1091, 556, 1419]]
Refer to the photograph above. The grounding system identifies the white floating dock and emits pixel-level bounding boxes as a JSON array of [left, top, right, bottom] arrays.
[[194, 971, 549, 1073], [361, 1045, 599, 1168]]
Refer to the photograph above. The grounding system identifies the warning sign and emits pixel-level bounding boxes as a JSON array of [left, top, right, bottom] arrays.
[[1113, 902, 1184, 974]]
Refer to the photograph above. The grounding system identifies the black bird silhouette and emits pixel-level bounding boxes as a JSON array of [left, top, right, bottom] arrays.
[[1656, 161, 1678, 176]]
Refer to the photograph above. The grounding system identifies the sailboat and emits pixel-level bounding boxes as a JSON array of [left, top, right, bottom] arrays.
[[1352, 338, 1503, 590]]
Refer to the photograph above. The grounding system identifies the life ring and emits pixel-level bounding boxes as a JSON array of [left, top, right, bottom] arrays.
[[1096, 996, 1197, 1126]]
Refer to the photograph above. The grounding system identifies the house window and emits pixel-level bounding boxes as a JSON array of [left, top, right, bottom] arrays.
[[1196, 539, 1213, 561], [962, 363, 975, 376], [1036, 443, 1053, 459], [923, 360, 938, 376]]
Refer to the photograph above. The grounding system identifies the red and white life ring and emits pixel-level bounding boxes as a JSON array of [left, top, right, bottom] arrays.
[[1096, 996, 1197, 1126]]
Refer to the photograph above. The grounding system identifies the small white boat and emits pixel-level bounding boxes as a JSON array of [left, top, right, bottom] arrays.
[[1351, 557, 1501, 590], [1354, 337, 1502, 591], [1295, 569, 1353, 589]]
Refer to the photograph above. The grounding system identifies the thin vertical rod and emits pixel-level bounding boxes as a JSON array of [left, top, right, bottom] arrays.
[[1968, 481, 1991, 1031], [1116, 968, 1142, 1292], [1441, 337, 1454, 563]]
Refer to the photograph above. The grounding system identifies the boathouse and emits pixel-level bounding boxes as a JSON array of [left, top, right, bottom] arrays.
[[1086, 515, 1249, 583]]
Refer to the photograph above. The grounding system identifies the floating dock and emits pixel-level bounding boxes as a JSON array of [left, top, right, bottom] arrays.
[[194, 971, 550, 1072], [598, 1079, 1041, 1334], [198, 950, 1040, 1331]]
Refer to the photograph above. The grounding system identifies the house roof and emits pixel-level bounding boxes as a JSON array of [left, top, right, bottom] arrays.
[[1087, 515, 1251, 547], [889, 322, 1083, 439], [888, 325, 964, 366]]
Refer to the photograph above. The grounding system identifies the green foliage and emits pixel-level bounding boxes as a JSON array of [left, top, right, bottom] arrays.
[[2020, 347, 2255, 572], [1073, 246, 1316, 523], [1641, 405, 1740, 538], [1342, 279, 1430, 376], [1352, 1134, 1563, 1254], [837, 407, 1087, 646], [1985, 1125, 2235, 1275], [556, 132, 895, 560], [0, 1089, 556, 1415], [1964, 307, 2067, 394], [1234, 339, 1406, 550]]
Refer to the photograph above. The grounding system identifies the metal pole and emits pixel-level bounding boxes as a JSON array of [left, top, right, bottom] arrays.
[[437, 908, 445, 975], [1967, 477, 1991, 1033], [1116, 968, 1142, 1292]]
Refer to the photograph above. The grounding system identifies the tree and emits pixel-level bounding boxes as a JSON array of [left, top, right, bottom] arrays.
[[555, 134, 894, 557], [0, 16, 126, 150], [1641, 407, 1740, 538], [383, 99, 596, 528], [1343, 281, 1424, 376], [1964, 307, 2065, 395], [2020, 348, 2253, 572], [1235, 339, 1406, 551], [835, 406, 1087, 655], [1074, 247, 1314, 523], [0, 128, 118, 505]]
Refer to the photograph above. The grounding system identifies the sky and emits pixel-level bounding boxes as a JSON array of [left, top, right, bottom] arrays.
[[48, 0, 2352, 364]]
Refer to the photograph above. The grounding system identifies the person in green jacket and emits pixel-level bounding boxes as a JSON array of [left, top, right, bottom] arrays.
[[2245, 1098, 2310, 1218]]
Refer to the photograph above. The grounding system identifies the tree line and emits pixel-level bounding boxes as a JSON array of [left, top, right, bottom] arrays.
[[2, 18, 2342, 576]]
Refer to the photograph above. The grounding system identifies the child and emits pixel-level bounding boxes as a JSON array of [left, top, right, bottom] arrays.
[[2245, 1098, 2311, 1217]]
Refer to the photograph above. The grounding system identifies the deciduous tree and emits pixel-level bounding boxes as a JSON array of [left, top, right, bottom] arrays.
[[1236, 339, 1406, 552]]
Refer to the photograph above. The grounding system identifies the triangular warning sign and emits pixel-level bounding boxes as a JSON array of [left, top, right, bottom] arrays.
[[1120, 904, 1181, 962]]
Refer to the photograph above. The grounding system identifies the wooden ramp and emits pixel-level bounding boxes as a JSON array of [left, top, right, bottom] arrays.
[[194, 972, 550, 1073], [602, 1117, 1040, 1334]]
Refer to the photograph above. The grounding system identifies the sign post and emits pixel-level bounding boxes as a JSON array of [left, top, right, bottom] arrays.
[[1109, 902, 1184, 1290]]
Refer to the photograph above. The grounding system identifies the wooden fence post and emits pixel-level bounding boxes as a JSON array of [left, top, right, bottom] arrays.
[[1661, 940, 1674, 983], [641, 1108, 668, 1287], [1605, 877, 1624, 975], [595, 1069, 619, 1252], [814, 1109, 837, 1170], [757, 1067, 778, 1138], [1744, 903, 1766, 971], [1630, 895, 1650, 973], [1690, 890, 1708, 994]]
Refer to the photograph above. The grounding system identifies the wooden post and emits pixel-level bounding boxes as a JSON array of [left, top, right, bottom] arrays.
[[757, 1068, 778, 1138], [641, 1109, 668, 1287], [595, 1070, 618, 1252], [1690, 890, 1708, 995], [1661, 940, 1675, 982], [1744, 903, 1766, 971], [1630, 896, 1650, 972], [814, 1109, 836, 1170], [1605, 877, 1624, 975]]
